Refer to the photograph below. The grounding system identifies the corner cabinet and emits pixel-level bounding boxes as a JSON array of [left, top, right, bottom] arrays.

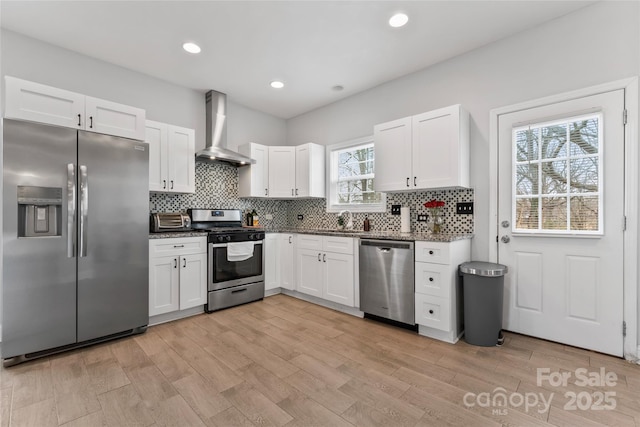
[[5, 76, 146, 140], [374, 104, 469, 192], [238, 142, 325, 199], [265, 233, 296, 293], [414, 239, 470, 344], [146, 120, 195, 193], [296, 234, 355, 307], [149, 237, 207, 316]]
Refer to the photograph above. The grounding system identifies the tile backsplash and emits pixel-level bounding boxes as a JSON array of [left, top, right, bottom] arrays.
[[150, 162, 474, 233]]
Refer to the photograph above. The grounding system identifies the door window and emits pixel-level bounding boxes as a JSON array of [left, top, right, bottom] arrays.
[[512, 113, 602, 234]]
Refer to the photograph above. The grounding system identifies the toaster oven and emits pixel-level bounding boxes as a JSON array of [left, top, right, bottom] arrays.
[[150, 213, 192, 232]]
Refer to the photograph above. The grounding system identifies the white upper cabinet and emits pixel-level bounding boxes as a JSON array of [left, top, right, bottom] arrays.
[[374, 104, 469, 192], [295, 143, 325, 198], [84, 96, 145, 140], [269, 146, 296, 198], [146, 120, 195, 193], [238, 142, 269, 197], [239, 142, 325, 199], [5, 76, 146, 140]]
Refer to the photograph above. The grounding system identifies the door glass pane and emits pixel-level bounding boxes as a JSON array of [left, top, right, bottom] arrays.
[[541, 197, 567, 230], [541, 160, 567, 194], [570, 196, 599, 230], [512, 113, 601, 234]]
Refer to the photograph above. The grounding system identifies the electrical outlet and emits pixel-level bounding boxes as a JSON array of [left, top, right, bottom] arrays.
[[391, 205, 401, 215], [297, 214, 304, 220], [265, 213, 273, 220], [456, 202, 474, 215], [417, 214, 428, 222]]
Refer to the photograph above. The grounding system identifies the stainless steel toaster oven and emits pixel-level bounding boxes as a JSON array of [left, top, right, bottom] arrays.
[[150, 212, 192, 232]]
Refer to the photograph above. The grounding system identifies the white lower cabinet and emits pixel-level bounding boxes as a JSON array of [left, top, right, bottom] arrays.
[[265, 233, 296, 293], [149, 237, 207, 317], [296, 235, 355, 307], [414, 239, 470, 343]]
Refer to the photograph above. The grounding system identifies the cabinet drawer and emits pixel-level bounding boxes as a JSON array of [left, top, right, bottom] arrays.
[[150, 237, 207, 256], [415, 241, 451, 264], [415, 294, 451, 332], [323, 236, 353, 255], [415, 262, 450, 298], [296, 234, 323, 251]]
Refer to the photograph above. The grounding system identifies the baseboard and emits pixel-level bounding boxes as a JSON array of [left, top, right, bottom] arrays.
[[149, 305, 205, 327], [280, 289, 364, 318]]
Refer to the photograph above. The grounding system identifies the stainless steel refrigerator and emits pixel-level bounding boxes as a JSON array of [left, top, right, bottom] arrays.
[[2, 119, 149, 365]]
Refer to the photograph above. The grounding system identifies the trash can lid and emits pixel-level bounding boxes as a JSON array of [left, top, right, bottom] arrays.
[[459, 261, 508, 277]]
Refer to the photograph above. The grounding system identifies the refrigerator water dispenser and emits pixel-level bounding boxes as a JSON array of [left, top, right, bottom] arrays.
[[17, 186, 62, 237]]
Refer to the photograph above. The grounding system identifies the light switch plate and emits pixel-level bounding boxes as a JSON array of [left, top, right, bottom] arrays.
[[297, 214, 304, 220], [456, 202, 474, 215], [391, 205, 401, 215], [417, 214, 428, 222]]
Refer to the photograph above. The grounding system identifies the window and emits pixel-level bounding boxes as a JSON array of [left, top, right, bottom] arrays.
[[327, 136, 386, 213], [512, 113, 602, 234]]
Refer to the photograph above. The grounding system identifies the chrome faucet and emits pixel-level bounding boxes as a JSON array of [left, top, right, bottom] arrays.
[[339, 210, 353, 230]]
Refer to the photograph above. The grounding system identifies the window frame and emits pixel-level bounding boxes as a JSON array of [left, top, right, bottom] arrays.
[[326, 135, 386, 213], [511, 112, 603, 236]]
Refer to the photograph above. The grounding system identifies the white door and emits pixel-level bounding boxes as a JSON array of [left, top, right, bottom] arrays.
[[85, 96, 146, 140], [280, 234, 295, 290], [146, 120, 168, 192], [374, 117, 412, 192], [179, 253, 207, 310], [264, 234, 280, 291], [323, 252, 354, 306], [149, 255, 180, 316], [498, 90, 625, 356], [167, 125, 195, 193], [296, 249, 323, 298], [239, 143, 269, 197], [269, 146, 296, 198], [295, 144, 310, 197]]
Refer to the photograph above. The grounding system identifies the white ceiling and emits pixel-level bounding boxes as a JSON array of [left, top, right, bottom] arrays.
[[1, 1, 594, 119]]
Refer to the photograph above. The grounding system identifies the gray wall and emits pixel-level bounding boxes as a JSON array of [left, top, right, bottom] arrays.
[[285, 1, 640, 264], [0, 30, 287, 152]]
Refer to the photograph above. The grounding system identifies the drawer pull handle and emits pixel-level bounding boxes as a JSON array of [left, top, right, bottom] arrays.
[[429, 277, 434, 282], [231, 288, 247, 294], [429, 250, 434, 255], [174, 245, 184, 248], [429, 309, 434, 314]]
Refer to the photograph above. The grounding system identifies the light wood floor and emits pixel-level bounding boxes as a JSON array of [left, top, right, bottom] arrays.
[[1, 294, 639, 427]]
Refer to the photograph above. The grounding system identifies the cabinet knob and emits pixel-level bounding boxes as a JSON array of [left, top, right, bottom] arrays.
[[429, 277, 434, 282], [429, 309, 434, 314], [429, 250, 434, 255]]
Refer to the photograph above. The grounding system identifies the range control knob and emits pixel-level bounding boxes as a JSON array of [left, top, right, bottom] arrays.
[[217, 235, 225, 242], [257, 233, 264, 240], [225, 235, 231, 242]]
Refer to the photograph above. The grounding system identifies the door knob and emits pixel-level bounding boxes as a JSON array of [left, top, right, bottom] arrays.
[[501, 235, 511, 243], [501, 220, 510, 228]]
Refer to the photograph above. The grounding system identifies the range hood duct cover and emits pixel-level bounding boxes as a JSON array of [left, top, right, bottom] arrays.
[[195, 90, 255, 167]]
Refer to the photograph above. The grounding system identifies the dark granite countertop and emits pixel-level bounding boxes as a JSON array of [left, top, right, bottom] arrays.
[[149, 231, 209, 239]]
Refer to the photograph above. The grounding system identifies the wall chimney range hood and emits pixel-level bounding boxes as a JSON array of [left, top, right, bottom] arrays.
[[195, 90, 255, 167]]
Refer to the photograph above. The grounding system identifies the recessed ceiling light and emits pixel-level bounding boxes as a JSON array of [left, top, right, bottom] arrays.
[[182, 42, 201, 54], [270, 81, 285, 89], [389, 13, 409, 28]]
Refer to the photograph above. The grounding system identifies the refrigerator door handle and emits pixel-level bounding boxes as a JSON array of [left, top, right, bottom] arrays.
[[79, 165, 88, 257], [67, 163, 76, 258]]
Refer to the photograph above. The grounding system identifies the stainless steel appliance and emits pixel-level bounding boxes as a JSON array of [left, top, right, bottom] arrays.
[[150, 212, 192, 232], [2, 119, 149, 366], [359, 239, 415, 326], [188, 209, 264, 311]]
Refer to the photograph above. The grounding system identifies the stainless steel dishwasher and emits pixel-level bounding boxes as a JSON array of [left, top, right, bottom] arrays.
[[359, 239, 415, 326]]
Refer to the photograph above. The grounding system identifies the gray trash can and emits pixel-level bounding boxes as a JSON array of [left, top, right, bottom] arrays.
[[460, 261, 508, 347]]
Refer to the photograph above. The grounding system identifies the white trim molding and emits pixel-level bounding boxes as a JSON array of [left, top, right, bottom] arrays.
[[489, 77, 639, 361]]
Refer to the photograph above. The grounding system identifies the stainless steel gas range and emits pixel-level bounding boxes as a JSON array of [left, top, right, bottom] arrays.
[[188, 209, 265, 312]]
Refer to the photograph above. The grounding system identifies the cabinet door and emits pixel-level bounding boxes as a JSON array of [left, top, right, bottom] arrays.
[[85, 96, 146, 140], [296, 249, 323, 298], [179, 253, 207, 310], [268, 146, 296, 198], [239, 143, 269, 197], [167, 125, 196, 193], [146, 120, 168, 192], [374, 117, 412, 192], [265, 234, 280, 291], [323, 252, 354, 306], [280, 234, 295, 290], [412, 105, 464, 189], [5, 76, 84, 129], [149, 255, 180, 316]]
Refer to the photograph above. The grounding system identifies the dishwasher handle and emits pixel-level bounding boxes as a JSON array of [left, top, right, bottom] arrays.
[[360, 239, 413, 250]]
